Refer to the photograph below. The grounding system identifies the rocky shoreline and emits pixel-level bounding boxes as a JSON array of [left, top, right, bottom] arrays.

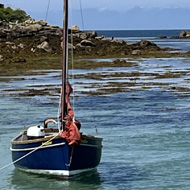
[[0, 19, 175, 62], [0, 19, 190, 77], [160, 30, 190, 39], [1, 19, 190, 97]]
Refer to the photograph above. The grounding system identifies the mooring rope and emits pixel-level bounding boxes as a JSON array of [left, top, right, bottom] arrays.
[[0, 133, 60, 172]]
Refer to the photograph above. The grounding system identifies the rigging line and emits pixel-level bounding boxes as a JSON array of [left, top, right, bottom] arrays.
[[71, 27, 75, 113], [0, 133, 60, 172], [45, 0, 51, 22], [79, 0, 84, 30], [70, 1, 75, 113], [57, 91, 62, 132]]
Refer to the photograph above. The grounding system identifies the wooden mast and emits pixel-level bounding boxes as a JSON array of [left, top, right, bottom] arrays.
[[61, 0, 68, 130]]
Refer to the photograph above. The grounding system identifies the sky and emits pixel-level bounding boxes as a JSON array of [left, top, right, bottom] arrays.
[[1, 0, 190, 30]]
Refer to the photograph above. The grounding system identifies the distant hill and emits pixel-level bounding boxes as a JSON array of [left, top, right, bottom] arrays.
[[32, 6, 190, 30], [0, 6, 30, 25]]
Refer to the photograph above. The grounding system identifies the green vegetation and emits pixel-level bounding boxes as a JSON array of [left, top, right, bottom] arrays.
[[0, 6, 30, 24]]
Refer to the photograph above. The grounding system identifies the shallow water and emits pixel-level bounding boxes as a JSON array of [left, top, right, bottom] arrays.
[[1, 33, 190, 190], [1, 56, 190, 189]]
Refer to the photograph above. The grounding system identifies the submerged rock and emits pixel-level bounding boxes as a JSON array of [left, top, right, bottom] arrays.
[[160, 35, 167, 39]]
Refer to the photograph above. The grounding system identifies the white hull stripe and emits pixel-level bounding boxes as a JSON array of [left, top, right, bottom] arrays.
[[11, 143, 102, 152], [10, 142, 65, 152], [17, 167, 96, 176]]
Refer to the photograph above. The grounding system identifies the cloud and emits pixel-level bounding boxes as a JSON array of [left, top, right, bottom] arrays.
[[71, 0, 190, 11], [1, 0, 190, 30], [69, 6, 190, 30], [2, 0, 190, 13]]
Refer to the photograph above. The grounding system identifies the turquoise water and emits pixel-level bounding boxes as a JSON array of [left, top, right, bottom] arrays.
[[1, 86, 190, 190], [1, 32, 190, 189]]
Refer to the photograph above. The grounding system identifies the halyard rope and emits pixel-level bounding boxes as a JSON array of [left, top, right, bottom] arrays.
[[0, 133, 60, 172], [57, 91, 62, 132], [70, 2, 75, 113]]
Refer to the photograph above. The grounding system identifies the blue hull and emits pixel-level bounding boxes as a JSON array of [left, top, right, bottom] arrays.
[[11, 132, 102, 176]]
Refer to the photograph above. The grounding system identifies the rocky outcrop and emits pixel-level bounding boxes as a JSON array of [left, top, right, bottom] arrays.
[[138, 39, 157, 47], [0, 19, 166, 63], [0, 19, 62, 38], [179, 31, 190, 38], [170, 30, 190, 39], [160, 35, 167, 39]]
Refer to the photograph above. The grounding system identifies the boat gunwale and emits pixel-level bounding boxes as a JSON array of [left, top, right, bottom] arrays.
[[10, 142, 66, 151], [11, 133, 62, 145], [11, 130, 103, 145]]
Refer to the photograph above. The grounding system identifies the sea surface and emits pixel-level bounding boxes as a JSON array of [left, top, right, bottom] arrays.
[[1, 30, 190, 189]]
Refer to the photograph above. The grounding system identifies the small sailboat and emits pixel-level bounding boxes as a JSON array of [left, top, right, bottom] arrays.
[[11, 0, 103, 177]]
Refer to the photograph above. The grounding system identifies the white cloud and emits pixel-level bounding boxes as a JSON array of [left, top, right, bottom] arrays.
[[71, 0, 190, 11], [1, 0, 190, 12]]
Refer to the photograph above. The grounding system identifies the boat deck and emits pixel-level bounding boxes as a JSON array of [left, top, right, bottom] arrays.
[[12, 128, 103, 145]]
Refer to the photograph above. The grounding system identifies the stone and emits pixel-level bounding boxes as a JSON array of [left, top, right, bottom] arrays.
[[18, 43, 24, 49], [37, 41, 52, 52], [31, 48, 36, 53], [95, 35, 106, 40], [179, 30, 190, 38], [139, 39, 157, 47], [5, 41, 17, 49], [179, 31, 187, 38], [40, 36, 48, 42], [25, 24, 42, 32], [132, 50, 142, 55], [160, 36, 167, 39], [75, 43, 83, 48], [36, 20, 47, 26], [71, 25, 80, 31], [79, 33, 88, 40], [80, 40, 95, 47], [25, 19, 36, 24], [0, 55, 3, 61], [87, 31, 97, 38]]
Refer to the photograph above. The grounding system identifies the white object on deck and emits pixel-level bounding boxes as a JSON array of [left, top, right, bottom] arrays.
[[27, 125, 45, 138]]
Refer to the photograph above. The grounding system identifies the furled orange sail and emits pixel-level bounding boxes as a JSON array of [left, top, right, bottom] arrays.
[[61, 82, 81, 146]]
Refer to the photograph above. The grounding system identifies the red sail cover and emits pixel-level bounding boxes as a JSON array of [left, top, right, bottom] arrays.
[[61, 82, 81, 146]]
